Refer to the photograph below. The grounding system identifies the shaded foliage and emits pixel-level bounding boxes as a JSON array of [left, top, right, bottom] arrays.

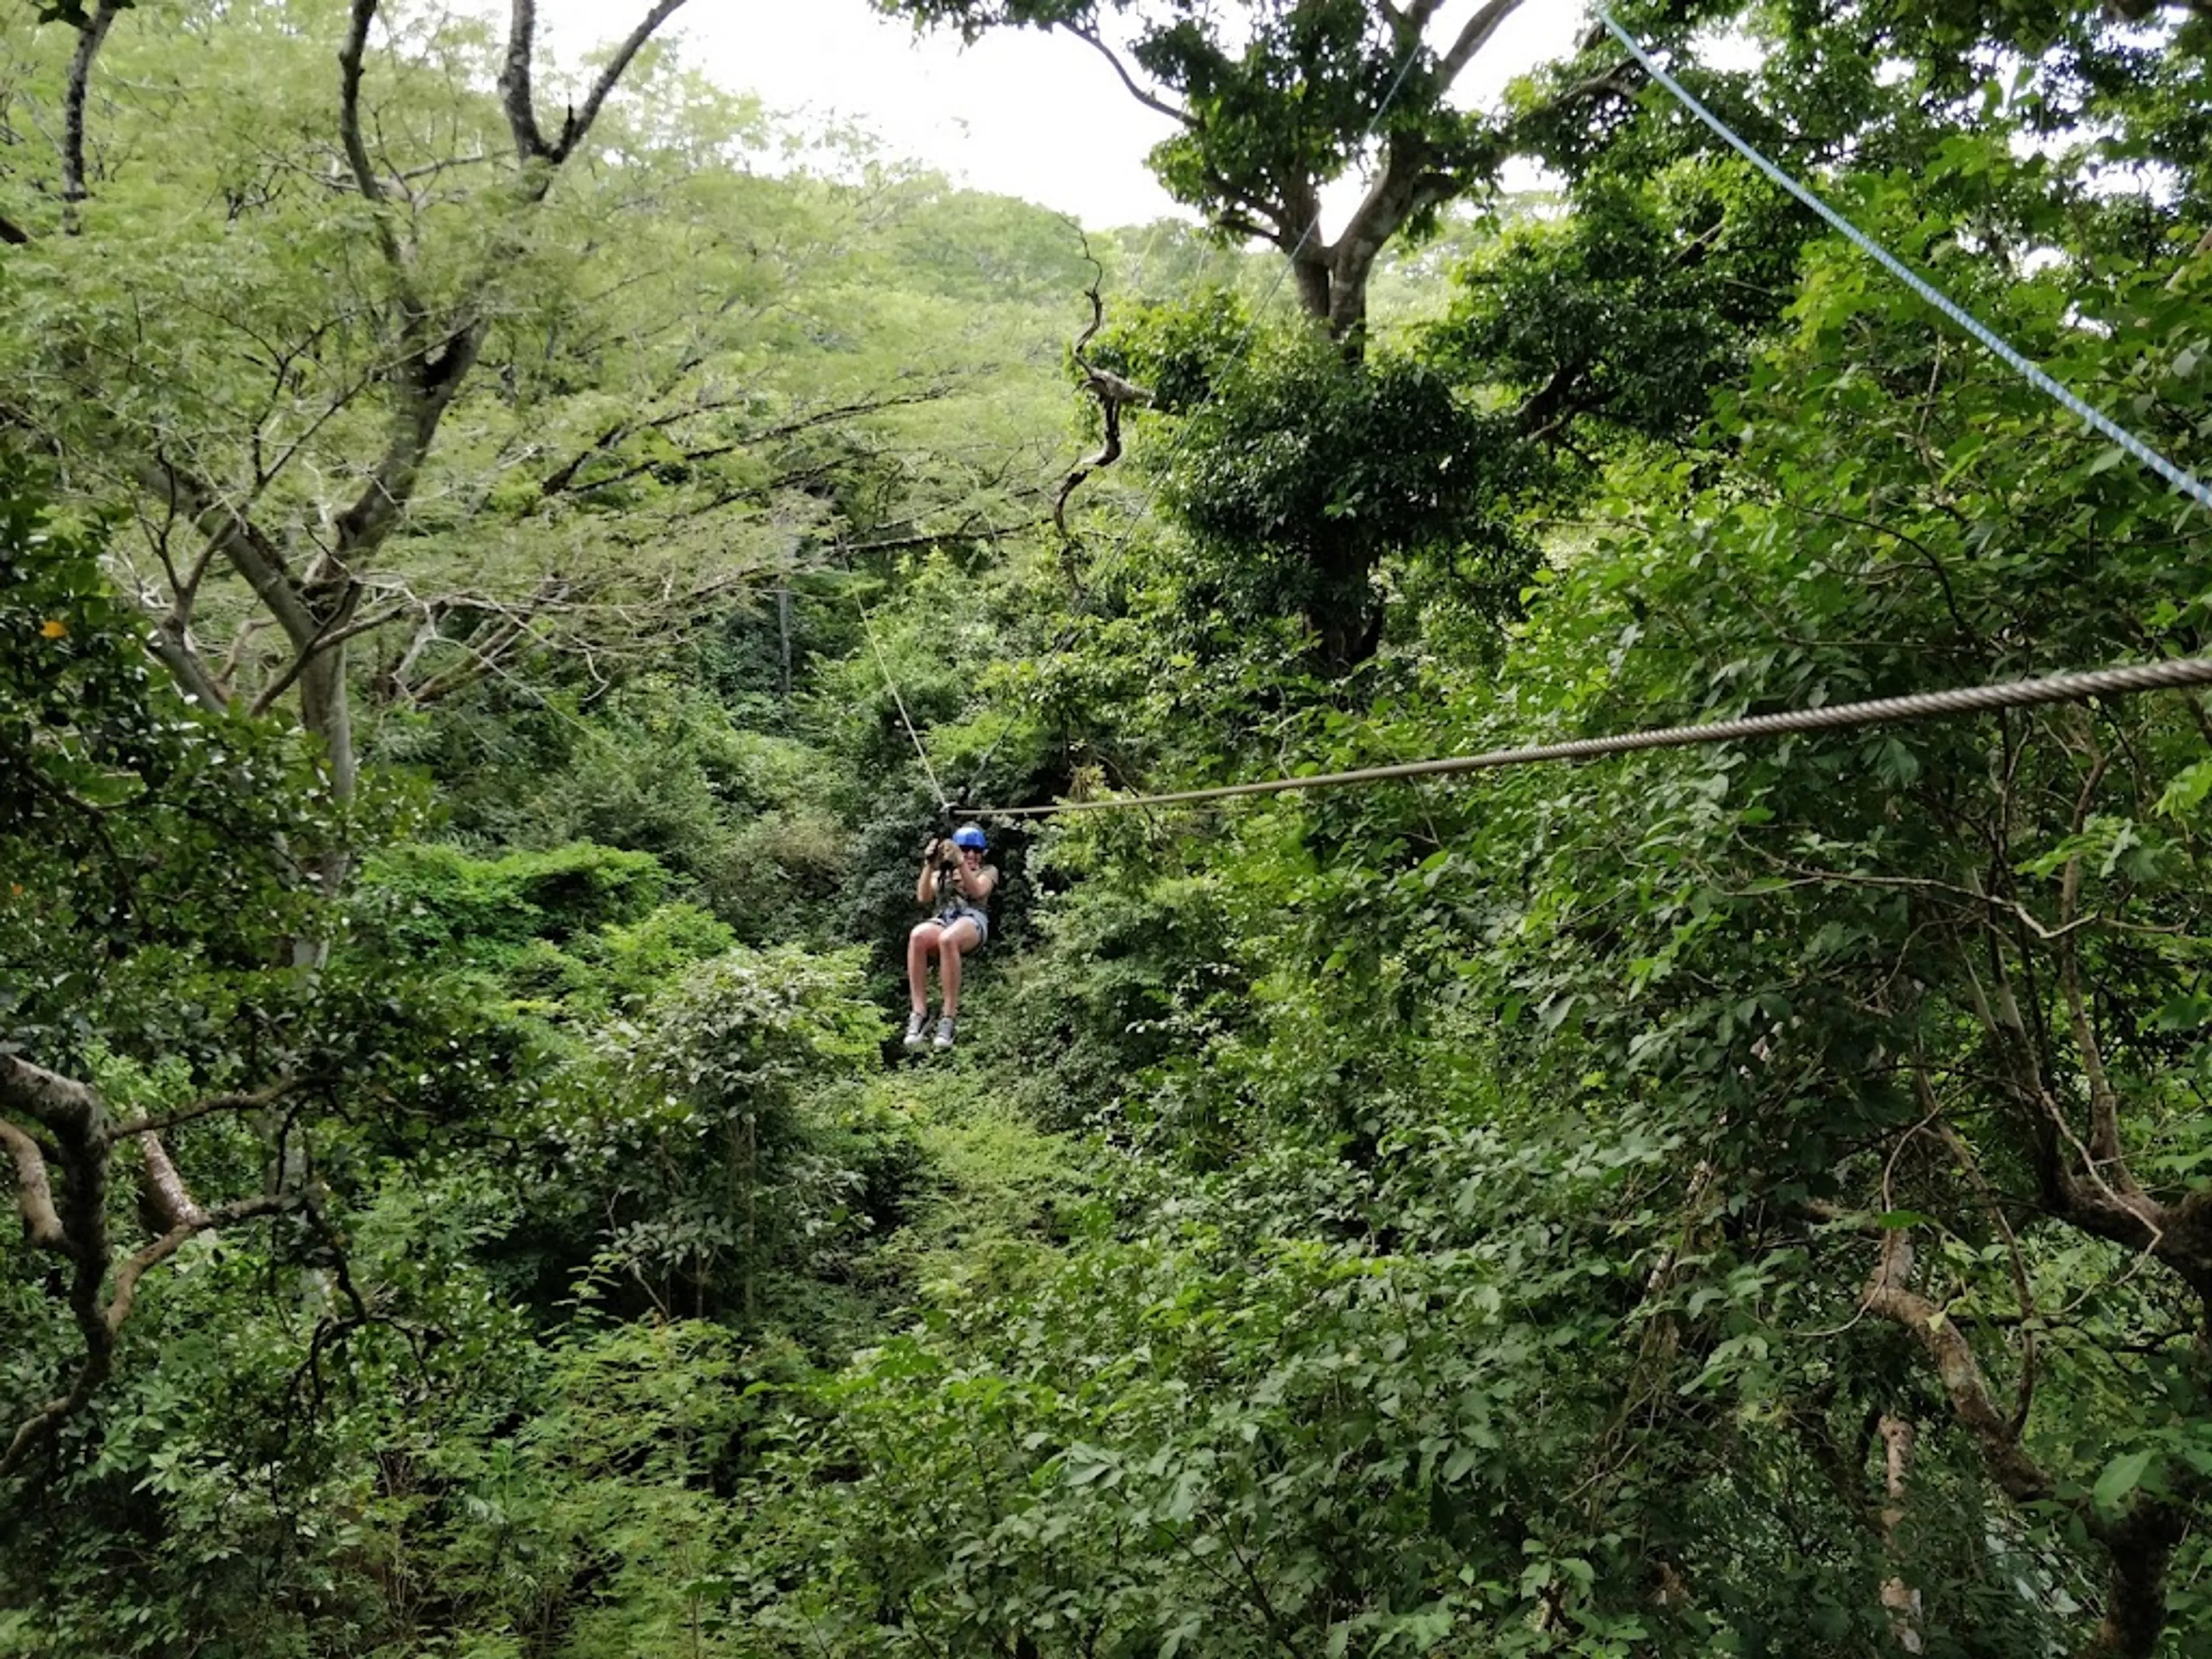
[[12, 2, 2212, 1657]]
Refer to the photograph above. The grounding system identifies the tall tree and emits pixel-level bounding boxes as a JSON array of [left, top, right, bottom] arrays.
[[0, 0, 690, 810], [880, 0, 1543, 343]]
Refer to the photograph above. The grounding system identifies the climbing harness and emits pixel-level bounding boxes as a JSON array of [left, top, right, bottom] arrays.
[[972, 654, 2212, 819], [929, 826, 994, 941], [1593, 6, 2212, 512]]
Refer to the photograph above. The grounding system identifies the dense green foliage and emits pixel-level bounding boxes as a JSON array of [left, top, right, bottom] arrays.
[[8, 2, 2212, 1656]]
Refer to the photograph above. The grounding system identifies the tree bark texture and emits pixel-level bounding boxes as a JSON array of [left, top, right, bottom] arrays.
[[1876, 1415, 1924, 1654], [2, 1054, 298, 1477], [1859, 1198, 2196, 1657], [60, 2, 124, 230]]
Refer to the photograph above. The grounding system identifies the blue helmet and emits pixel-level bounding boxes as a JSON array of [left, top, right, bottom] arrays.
[[952, 824, 987, 851]]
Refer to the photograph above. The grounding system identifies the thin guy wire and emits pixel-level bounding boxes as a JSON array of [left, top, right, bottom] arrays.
[[853, 595, 950, 812], [1120, 210, 1177, 303], [437, 642, 605, 750], [973, 655, 2212, 817], [1594, 6, 2212, 513]]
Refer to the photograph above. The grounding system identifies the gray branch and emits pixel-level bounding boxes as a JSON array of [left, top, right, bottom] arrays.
[[60, 2, 124, 230], [500, 0, 692, 168]]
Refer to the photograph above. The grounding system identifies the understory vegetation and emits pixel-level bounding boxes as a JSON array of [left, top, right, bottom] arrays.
[[7, 1, 2212, 1656]]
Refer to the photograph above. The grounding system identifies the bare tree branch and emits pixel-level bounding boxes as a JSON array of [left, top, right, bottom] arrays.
[[106, 1192, 289, 1333], [338, 1, 411, 277], [553, 0, 690, 162], [0, 1052, 110, 1478], [845, 517, 1044, 557], [328, 327, 485, 571], [135, 1132, 204, 1232], [137, 458, 318, 647], [1436, 0, 1531, 82], [1, 1052, 305, 1479], [142, 612, 232, 711], [497, 0, 548, 162], [1855, 1191, 2199, 1657], [2054, 751, 2136, 1181], [1858, 1227, 2054, 1505], [1055, 270, 1150, 546], [499, 0, 691, 168], [1065, 23, 1194, 127], [105, 1077, 301, 1145], [337, 4, 388, 204], [0, 1053, 101, 1138], [1876, 1414, 1923, 1653]]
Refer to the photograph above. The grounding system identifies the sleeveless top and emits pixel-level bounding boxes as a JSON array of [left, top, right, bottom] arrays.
[[934, 863, 997, 926]]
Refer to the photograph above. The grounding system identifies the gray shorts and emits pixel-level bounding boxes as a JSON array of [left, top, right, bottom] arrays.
[[935, 905, 988, 946]]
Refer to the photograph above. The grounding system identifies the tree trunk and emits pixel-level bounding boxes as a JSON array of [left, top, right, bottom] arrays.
[[1877, 1415, 1925, 1653], [1326, 266, 1370, 347], [296, 637, 357, 808], [54, 0, 692, 783], [1310, 577, 1382, 677], [1292, 245, 1332, 324], [2084, 1500, 2189, 1659]]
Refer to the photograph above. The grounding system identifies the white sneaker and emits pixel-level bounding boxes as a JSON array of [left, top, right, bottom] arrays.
[[933, 1015, 957, 1050], [903, 1010, 929, 1049]]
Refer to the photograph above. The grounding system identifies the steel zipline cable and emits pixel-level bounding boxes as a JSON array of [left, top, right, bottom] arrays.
[[891, 14, 2212, 828], [971, 656, 2212, 820], [1592, 5, 2212, 513]]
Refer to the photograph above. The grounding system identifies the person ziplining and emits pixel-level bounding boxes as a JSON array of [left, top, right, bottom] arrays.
[[905, 824, 998, 1051]]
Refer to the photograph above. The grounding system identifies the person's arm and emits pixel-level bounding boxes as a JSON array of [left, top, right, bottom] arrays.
[[916, 843, 942, 907], [958, 863, 998, 902]]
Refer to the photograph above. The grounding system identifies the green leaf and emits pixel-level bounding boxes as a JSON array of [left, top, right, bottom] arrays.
[[2093, 1450, 2153, 1511], [2156, 760, 2212, 820], [2153, 993, 2212, 1033]]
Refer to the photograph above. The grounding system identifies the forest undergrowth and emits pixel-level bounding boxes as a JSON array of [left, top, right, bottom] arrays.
[[8, 2, 2212, 1657]]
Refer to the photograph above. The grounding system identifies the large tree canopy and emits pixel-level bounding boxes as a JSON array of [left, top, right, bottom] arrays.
[[880, 0, 1560, 339]]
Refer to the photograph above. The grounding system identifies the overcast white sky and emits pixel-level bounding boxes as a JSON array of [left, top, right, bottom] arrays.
[[540, 0, 1596, 227]]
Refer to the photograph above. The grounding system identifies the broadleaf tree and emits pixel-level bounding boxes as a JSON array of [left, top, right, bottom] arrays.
[[1, 0, 710, 808], [878, 0, 1574, 343]]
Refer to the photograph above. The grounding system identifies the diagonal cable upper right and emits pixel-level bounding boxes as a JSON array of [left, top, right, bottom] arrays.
[[1593, 5, 2212, 514]]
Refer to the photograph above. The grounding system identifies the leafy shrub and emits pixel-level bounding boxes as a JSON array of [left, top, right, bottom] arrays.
[[357, 842, 669, 969], [484, 944, 912, 1334]]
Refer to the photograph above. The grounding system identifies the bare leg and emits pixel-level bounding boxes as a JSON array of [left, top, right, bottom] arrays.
[[907, 921, 943, 1014], [937, 918, 980, 1017]]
